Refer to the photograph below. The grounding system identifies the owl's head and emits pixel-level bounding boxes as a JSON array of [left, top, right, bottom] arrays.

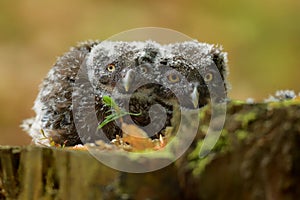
[[153, 57, 203, 109], [86, 41, 135, 93], [86, 41, 162, 96], [153, 41, 228, 109]]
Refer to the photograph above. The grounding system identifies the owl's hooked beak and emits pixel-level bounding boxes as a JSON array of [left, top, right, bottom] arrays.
[[123, 69, 135, 92], [190, 86, 199, 108]]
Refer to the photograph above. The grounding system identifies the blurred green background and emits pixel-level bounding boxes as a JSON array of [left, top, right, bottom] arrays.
[[0, 0, 299, 145]]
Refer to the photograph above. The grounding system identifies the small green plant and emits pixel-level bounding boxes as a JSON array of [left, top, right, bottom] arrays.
[[98, 95, 141, 129]]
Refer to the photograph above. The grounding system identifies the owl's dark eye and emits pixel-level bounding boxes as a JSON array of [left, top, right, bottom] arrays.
[[204, 73, 213, 82], [107, 64, 116, 72], [139, 63, 152, 73], [140, 66, 148, 73], [167, 73, 181, 83]]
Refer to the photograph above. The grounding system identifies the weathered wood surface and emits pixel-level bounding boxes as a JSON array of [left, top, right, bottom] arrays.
[[1, 101, 300, 200]]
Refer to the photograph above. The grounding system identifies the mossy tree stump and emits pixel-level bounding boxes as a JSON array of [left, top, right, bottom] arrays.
[[1, 101, 300, 200]]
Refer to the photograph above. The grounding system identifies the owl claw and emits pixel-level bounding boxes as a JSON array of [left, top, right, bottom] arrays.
[[191, 86, 199, 108]]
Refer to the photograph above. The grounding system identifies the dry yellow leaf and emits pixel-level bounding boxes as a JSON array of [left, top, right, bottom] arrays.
[[121, 123, 155, 151]]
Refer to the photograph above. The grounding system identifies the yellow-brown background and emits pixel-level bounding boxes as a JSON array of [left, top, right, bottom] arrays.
[[1, 0, 299, 145]]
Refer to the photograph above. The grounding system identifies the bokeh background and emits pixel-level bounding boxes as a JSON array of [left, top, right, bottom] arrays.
[[0, 0, 299, 145]]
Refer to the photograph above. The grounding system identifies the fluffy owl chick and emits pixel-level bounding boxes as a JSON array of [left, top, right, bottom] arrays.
[[23, 41, 164, 146], [83, 41, 165, 139], [154, 41, 228, 109], [22, 41, 100, 146]]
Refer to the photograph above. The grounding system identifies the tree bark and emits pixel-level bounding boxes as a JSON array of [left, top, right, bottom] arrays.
[[1, 101, 300, 200]]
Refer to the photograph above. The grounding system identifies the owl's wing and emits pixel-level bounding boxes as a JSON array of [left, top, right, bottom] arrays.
[[21, 41, 100, 146]]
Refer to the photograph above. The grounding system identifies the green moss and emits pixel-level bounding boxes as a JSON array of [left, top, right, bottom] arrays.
[[125, 150, 175, 161], [235, 130, 248, 141], [213, 129, 230, 153], [267, 99, 300, 109], [187, 129, 230, 176], [187, 140, 213, 175], [199, 125, 209, 134], [235, 111, 257, 128], [189, 154, 214, 176], [229, 100, 246, 106], [188, 140, 204, 161], [195, 129, 230, 156], [198, 104, 211, 121]]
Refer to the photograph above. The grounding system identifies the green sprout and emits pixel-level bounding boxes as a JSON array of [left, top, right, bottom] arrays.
[[98, 95, 141, 129]]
